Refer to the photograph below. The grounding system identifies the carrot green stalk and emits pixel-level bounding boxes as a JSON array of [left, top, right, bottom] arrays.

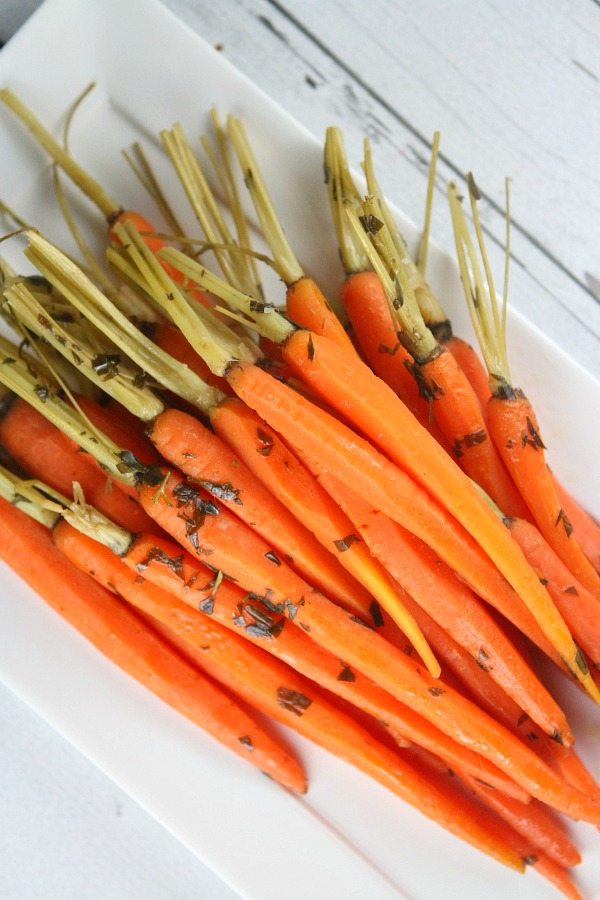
[[318, 472, 572, 742], [505, 516, 600, 670], [0, 89, 196, 288], [49, 521, 526, 870], [449, 178, 600, 605], [0, 496, 305, 791]]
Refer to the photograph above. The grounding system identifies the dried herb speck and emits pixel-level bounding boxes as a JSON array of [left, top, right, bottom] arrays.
[[337, 665, 356, 682], [427, 686, 445, 697], [256, 428, 274, 456], [369, 600, 384, 628], [277, 687, 312, 716], [91, 353, 121, 379], [334, 534, 359, 552], [239, 735, 253, 751]]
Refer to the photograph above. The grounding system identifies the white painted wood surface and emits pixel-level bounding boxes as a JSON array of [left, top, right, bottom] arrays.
[[0, 1, 598, 898]]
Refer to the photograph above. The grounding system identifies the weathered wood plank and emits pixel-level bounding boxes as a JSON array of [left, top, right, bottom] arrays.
[[166, 0, 600, 375]]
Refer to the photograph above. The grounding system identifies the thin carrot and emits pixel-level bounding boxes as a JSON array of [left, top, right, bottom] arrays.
[[209, 396, 438, 658], [463, 775, 581, 868], [318, 472, 571, 742], [0, 497, 304, 791], [448, 178, 600, 604], [146, 407, 373, 612], [270, 331, 598, 699], [107, 529, 524, 801], [506, 515, 600, 670], [50, 520, 525, 870], [552, 474, 600, 575], [0, 397, 156, 533], [348, 179, 529, 520], [152, 322, 234, 396]]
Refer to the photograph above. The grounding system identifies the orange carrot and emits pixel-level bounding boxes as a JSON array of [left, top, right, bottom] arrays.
[[147, 407, 371, 611], [0, 498, 304, 790], [118, 531, 527, 802], [273, 332, 596, 697], [444, 334, 492, 409], [286, 276, 356, 353], [209, 396, 437, 659], [320, 473, 571, 742], [552, 475, 600, 575], [487, 391, 600, 602], [52, 519, 525, 869], [463, 775, 581, 868], [506, 516, 600, 670], [341, 270, 451, 443], [0, 398, 155, 533], [131, 470, 600, 820], [152, 322, 233, 395]]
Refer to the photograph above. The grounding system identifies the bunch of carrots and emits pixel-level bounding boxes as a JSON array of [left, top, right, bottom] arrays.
[[0, 87, 598, 898]]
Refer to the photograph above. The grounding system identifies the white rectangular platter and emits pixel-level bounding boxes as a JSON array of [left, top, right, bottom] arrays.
[[0, 1, 598, 898]]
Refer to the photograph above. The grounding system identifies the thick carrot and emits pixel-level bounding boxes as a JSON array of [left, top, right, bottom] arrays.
[[0, 398, 155, 533], [321, 473, 571, 742], [132, 470, 600, 821], [0, 498, 303, 790], [52, 519, 524, 869], [119, 531, 527, 801], [552, 475, 600, 575], [147, 407, 371, 611], [275, 332, 597, 697], [287, 276, 356, 354], [488, 390, 600, 602], [506, 516, 600, 669], [209, 397, 438, 663], [76, 394, 161, 467]]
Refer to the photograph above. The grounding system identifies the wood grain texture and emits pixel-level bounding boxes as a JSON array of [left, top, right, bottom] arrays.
[[166, 0, 600, 376]]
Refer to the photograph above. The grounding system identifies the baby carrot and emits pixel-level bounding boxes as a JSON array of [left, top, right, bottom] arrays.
[[51, 520, 525, 869], [552, 475, 600, 575], [0, 497, 304, 791], [449, 178, 600, 604], [0, 397, 156, 533]]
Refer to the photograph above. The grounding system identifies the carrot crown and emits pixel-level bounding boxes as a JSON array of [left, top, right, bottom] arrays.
[[447, 177, 511, 395]]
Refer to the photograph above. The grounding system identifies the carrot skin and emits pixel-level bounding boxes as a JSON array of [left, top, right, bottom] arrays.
[[147, 407, 368, 608], [210, 397, 437, 666], [52, 522, 524, 867], [507, 516, 600, 668], [153, 322, 233, 395], [322, 475, 572, 742], [415, 347, 531, 518], [287, 276, 356, 353], [0, 499, 303, 790], [487, 391, 600, 603], [444, 334, 492, 409], [552, 473, 600, 576], [0, 398, 156, 533], [122, 532, 527, 802], [278, 332, 596, 697]]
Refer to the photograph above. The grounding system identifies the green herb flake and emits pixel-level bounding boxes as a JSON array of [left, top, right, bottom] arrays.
[[91, 353, 121, 379], [334, 533, 359, 552]]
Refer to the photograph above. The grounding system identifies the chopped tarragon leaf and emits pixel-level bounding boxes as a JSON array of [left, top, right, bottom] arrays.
[[91, 353, 121, 379]]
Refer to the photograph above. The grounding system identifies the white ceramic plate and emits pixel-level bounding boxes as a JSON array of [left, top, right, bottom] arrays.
[[0, 1, 598, 898]]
